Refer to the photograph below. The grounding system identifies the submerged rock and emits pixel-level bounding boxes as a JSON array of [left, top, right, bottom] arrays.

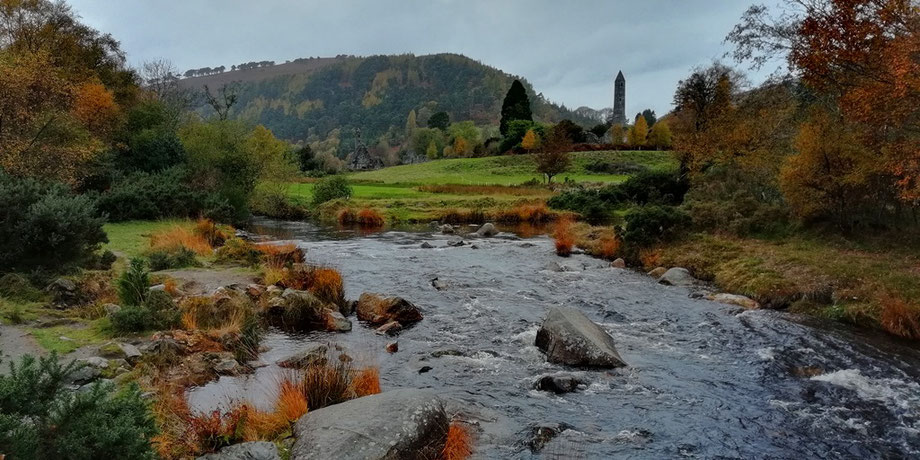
[[197, 441, 280, 460], [356, 293, 423, 326], [322, 309, 352, 332], [440, 224, 455, 234], [420, 242, 434, 249], [535, 373, 583, 394], [279, 343, 329, 369], [375, 320, 402, 336], [526, 422, 574, 453], [708, 293, 759, 309], [544, 261, 567, 272], [658, 267, 696, 287], [291, 389, 448, 460], [535, 307, 626, 368]]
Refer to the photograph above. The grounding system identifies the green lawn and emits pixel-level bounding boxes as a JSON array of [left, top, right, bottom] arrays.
[[349, 150, 675, 185], [103, 219, 195, 258]]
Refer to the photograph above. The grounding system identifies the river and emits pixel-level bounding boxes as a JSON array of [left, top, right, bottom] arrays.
[[187, 219, 920, 459]]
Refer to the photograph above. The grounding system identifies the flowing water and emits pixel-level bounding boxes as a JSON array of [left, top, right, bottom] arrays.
[[188, 219, 920, 459]]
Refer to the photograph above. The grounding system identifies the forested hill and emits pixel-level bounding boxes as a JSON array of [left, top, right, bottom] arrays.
[[178, 53, 600, 150]]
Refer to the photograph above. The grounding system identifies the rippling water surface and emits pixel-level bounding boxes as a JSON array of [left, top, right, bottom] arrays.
[[187, 219, 920, 459]]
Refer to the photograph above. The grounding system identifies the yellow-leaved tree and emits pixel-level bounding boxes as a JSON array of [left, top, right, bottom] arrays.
[[521, 128, 540, 151], [627, 115, 648, 147]]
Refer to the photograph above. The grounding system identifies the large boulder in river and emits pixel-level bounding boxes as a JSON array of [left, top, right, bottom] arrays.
[[535, 307, 626, 368], [658, 267, 696, 287], [474, 222, 498, 237], [197, 441, 280, 460], [291, 389, 448, 460], [356, 293, 423, 326]]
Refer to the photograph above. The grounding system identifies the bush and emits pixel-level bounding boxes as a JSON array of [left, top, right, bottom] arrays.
[[111, 305, 155, 333], [622, 205, 691, 248], [148, 247, 201, 271], [117, 259, 150, 306], [0, 172, 108, 273], [312, 176, 352, 205], [684, 166, 790, 236], [547, 185, 625, 222], [215, 238, 262, 266], [0, 274, 44, 302], [251, 183, 309, 219], [553, 218, 575, 257], [95, 166, 232, 222], [618, 170, 688, 206], [0, 354, 157, 460]]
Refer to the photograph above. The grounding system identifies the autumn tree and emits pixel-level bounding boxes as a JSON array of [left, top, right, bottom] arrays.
[[521, 129, 541, 151], [500, 79, 533, 136], [405, 109, 417, 137], [647, 120, 672, 149], [535, 124, 572, 184], [609, 124, 625, 146], [628, 116, 649, 147]]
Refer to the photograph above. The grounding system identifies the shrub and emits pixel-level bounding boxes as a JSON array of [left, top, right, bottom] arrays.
[[683, 166, 790, 236], [95, 166, 232, 222], [0, 354, 157, 460], [145, 290, 181, 330], [111, 305, 155, 333], [148, 247, 201, 271], [250, 183, 309, 219], [547, 186, 623, 222], [117, 258, 150, 306], [553, 218, 575, 257], [356, 208, 385, 228], [493, 203, 555, 224], [214, 238, 262, 266], [619, 170, 688, 205], [87, 250, 118, 270], [256, 243, 305, 268], [0, 172, 108, 273], [0, 274, 44, 302], [622, 205, 691, 248], [194, 219, 232, 247], [879, 294, 920, 340], [336, 208, 357, 226], [312, 175, 352, 205]]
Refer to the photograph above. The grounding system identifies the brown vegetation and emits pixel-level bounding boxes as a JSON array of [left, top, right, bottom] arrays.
[[493, 203, 558, 224], [356, 208, 385, 228], [150, 227, 213, 256], [553, 218, 575, 257], [419, 184, 549, 196], [441, 421, 473, 460], [879, 294, 920, 340], [256, 243, 305, 268], [193, 219, 232, 247]]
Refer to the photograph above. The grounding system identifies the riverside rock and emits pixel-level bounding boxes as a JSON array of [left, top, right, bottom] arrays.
[[291, 389, 448, 460], [475, 222, 498, 237], [356, 293, 423, 326], [647, 267, 668, 279], [658, 267, 696, 287], [708, 293, 760, 309], [197, 441, 281, 460], [535, 307, 626, 368]]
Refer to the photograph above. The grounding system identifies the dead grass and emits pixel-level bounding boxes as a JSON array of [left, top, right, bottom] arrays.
[[194, 218, 232, 247], [150, 226, 213, 256], [441, 421, 473, 460], [879, 294, 920, 340], [265, 265, 345, 308], [356, 208, 385, 228], [256, 243, 305, 268], [337, 208, 357, 226], [437, 208, 485, 225], [553, 218, 575, 257], [350, 367, 382, 397], [571, 224, 620, 260], [493, 203, 558, 224], [301, 361, 352, 409]]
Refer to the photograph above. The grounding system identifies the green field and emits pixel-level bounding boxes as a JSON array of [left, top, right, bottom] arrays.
[[103, 219, 196, 258], [287, 151, 677, 222], [349, 150, 675, 185]]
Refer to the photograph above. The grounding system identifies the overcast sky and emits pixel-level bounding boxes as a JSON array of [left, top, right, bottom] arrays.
[[69, 0, 779, 117]]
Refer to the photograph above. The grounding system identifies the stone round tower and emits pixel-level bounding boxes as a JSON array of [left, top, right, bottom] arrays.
[[613, 71, 626, 125]]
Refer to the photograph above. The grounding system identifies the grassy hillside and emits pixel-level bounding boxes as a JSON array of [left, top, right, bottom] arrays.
[[180, 53, 601, 152], [288, 150, 676, 222]]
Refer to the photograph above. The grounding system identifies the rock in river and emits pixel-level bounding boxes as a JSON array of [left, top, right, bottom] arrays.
[[535, 307, 626, 368], [356, 293, 423, 326], [291, 389, 448, 460], [475, 222, 498, 237], [197, 441, 280, 460], [658, 267, 697, 287]]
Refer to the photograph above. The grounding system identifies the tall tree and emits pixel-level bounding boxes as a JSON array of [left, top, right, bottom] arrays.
[[609, 124, 626, 146], [427, 111, 449, 131], [628, 116, 649, 147], [647, 120, 672, 150], [535, 124, 572, 184], [521, 129, 540, 151], [203, 83, 239, 121], [500, 79, 533, 136], [405, 109, 417, 137], [641, 109, 657, 127]]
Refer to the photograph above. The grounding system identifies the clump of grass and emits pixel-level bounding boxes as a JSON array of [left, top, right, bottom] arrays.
[[265, 265, 345, 309], [879, 294, 920, 340], [553, 218, 575, 257], [301, 360, 353, 409], [442, 421, 473, 460], [437, 208, 485, 225], [350, 367, 382, 397], [336, 208, 357, 226], [275, 378, 310, 422], [185, 405, 249, 453], [494, 203, 556, 224], [256, 243, 305, 268], [150, 226, 213, 256], [214, 238, 262, 266], [639, 248, 662, 269], [356, 208, 385, 228], [194, 218, 232, 247]]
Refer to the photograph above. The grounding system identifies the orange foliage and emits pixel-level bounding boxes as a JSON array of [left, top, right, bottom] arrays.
[[72, 81, 118, 135], [639, 248, 662, 269], [163, 278, 180, 296], [150, 226, 213, 256], [337, 208, 357, 226], [553, 218, 575, 257], [185, 405, 248, 453], [437, 208, 486, 225], [350, 367, 382, 397], [494, 203, 556, 224], [276, 378, 310, 422], [879, 294, 920, 340], [356, 208, 385, 228], [441, 421, 473, 460], [597, 236, 621, 260]]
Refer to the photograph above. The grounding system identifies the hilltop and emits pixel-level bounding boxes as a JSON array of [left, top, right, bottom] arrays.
[[178, 53, 602, 153]]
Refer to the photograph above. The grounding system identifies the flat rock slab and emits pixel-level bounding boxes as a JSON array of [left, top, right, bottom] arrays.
[[535, 307, 626, 368], [197, 441, 280, 460], [658, 267, 696, 287], [292, 389, 448, 460]]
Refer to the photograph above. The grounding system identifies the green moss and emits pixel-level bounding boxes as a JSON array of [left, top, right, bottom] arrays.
[[28, 319, 112, 354]]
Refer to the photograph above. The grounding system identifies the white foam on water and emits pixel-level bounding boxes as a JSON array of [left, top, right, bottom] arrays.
[[756, 347, 776, 361], [811, 369, 920, 410], [511, 326, 539, 345]]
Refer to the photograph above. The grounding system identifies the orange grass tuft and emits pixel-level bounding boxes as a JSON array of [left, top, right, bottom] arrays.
[[639, 248, 662, 269], [494, 203, 555, 225], [350, 367, 382, 397], [309, 267, 345, 306], [256, 243, 305, 268], [441, 421, 473, 460], [879, 294, 920, 340], [553, 218, 575, 257], [163, 278, 180, 296], [356, 208, 385, 228], [150, 226, 213, 256], [597, 236, 621, 260], [276, 378, 310, 422], [194, 218, 231, 247], [337, 208, 357, 226], [437, 208, 486, 225]]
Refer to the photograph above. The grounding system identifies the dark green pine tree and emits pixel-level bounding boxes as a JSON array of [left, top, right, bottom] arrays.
[[500, 79, 533, 136]]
